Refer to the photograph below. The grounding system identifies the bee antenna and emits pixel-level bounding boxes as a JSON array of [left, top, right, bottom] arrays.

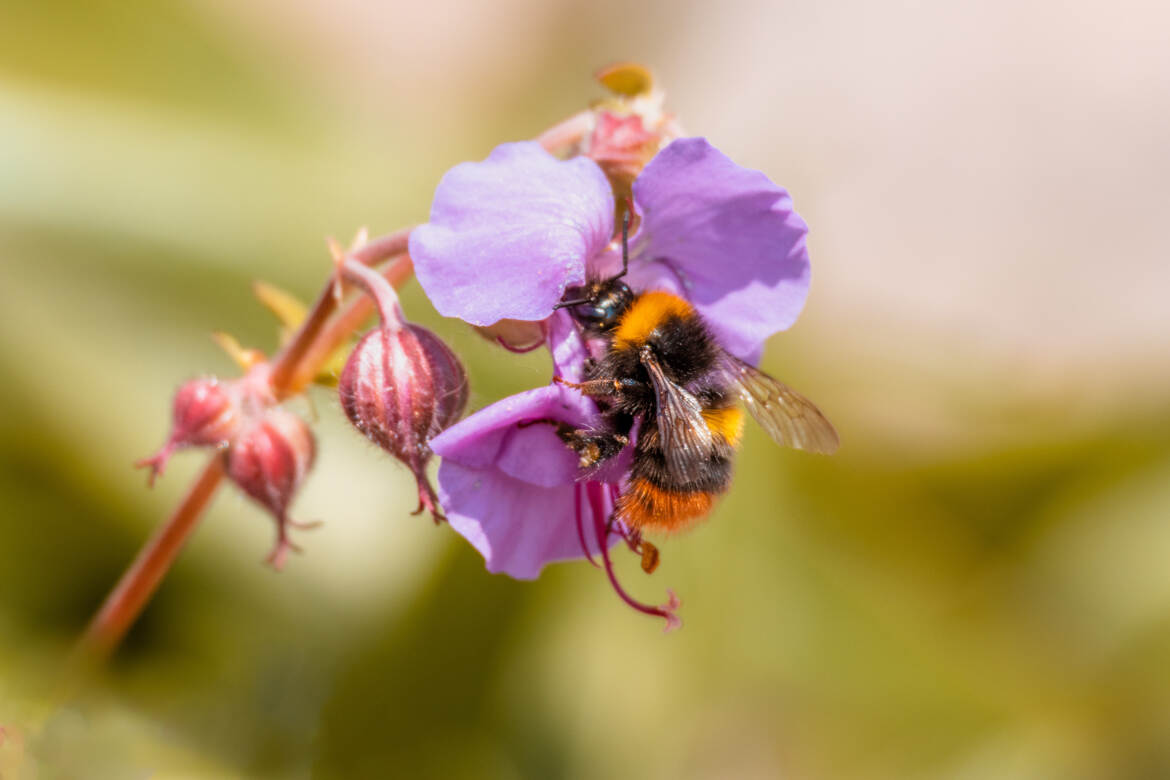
[[553, 297, 590, 310], [614, 201, 631, 280]]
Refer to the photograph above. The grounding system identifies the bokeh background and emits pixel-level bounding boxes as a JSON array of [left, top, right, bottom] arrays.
[[2, 0, 1169, 777]]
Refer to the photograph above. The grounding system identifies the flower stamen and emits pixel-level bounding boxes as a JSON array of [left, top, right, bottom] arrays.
[[604, 499, 662, 574], [573, 483, 600, 568], [495, 335, 546, 354], [587, 482, 681, 631]]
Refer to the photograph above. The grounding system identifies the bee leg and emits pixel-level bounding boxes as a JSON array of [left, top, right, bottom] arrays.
[[553, 377, 616, 397], [517, 418, 629, 468], [557, 429, 630, 469], [554, 376, 643, 398], [517, 417, 572, 431]]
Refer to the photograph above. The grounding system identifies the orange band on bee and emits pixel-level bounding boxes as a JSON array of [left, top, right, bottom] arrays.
[[702, 405, 745, 447], [618, 477, 714, 533], [612, 291, 695, 348]]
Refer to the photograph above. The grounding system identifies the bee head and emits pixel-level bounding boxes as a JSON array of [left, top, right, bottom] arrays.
[[556, 277, 634, 332], [553, 204, 635, 332]]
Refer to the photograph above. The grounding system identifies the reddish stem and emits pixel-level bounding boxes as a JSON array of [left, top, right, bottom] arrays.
[[78, 456, 226, 660], [78, 233, 415, 664], [285, 256, 413, 394], [79, 106, 598, 664], [337, 257, 405, 330], [269, 227, 412, 395]]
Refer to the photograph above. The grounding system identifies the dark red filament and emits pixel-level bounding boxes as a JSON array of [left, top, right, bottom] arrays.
[[573, 482, 599, 568], [495, 336, 545, 354], [585, 481, 681, 631]]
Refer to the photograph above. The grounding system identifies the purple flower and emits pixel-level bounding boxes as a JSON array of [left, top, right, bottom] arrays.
[[429, 312, 623, 578], [413, 137, 810, 361], [413, 137, 810, 625]]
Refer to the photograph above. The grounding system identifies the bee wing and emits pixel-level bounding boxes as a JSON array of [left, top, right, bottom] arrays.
[[719, 353, 840, 455], [639, 347, 716, 485]]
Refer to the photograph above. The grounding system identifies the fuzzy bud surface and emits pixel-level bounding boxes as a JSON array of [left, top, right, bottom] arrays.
[[225, 408, 316, 569], [339, 323, 468, 520], [136, 377, 241, 485]]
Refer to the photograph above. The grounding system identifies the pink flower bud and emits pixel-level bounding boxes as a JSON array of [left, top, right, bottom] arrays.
[[137, 377, 240, 486], [587, 111, 660, 198], [339, 323, 468, 521], [225, 408, 317, 570]]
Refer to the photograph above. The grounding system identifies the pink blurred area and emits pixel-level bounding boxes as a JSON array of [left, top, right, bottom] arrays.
[[175, 0, 1170, 459], [197, 0, 1170, 368], [3, 2, 1170, 777]]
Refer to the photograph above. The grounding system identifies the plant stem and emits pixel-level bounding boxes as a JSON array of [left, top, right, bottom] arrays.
[[76, 231, 414, 663], [282, 255, 413, 394], [338, 257, 405, 329], [77, 105, 593, 665], [269, 227, 411, 393], [78, 456, 226, 661]]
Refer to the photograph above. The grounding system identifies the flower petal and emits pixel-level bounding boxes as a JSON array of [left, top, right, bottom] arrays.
[[430, 385, 597, 487], [411, 142, 615, 326], [631, 137, 811, 360], [439, 462, 612, 579], [546, 310, 588, 382]]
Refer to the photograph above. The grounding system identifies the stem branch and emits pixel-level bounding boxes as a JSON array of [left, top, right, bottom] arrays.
[[79, 103, 596, 664], [284, 255, 413, 393], [270, 227, 411, 394], [337, 256, 405, 329], [78, 456, 226, 660], [78, 229, 415, 662]]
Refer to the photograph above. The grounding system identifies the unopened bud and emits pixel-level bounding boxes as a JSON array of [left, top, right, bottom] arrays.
[[137, 377, 240, 486], [225, 408, 316, 570], [587, 111, 660, 202], [339, 323, 468, 521]]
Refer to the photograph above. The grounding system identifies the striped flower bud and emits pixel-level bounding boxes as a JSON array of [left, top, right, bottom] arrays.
[[137, 377, 241, 486], [226, 408, 316, 570], [339, 323, 468, 521]]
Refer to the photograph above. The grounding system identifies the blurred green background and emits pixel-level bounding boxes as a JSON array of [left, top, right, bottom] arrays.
[[2, 0, 1169, 777]]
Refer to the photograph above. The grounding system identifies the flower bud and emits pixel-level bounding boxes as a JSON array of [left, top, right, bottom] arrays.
[[339, 323, 469, 521], [137, 377, 240, 486], [225, 408, 316, 570], [586, 111, 660, 201]]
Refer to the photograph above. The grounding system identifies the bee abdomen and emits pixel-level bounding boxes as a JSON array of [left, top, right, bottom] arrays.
[[617, 478, 722, 533], [630, 445, 734, 493], [618, 432, 734, 532]]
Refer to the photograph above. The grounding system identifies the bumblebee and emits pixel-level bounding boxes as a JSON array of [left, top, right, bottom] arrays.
[[554, 212, 839, 534]]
